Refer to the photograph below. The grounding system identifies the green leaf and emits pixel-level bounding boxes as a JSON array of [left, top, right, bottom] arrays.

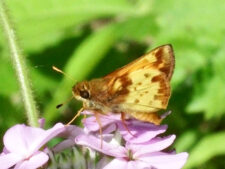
[[174, 130, 198, 153], [6, 0, 148, 52], [184, 132, 225, 168], [116, 14, 158, 42], [152, 0, 225, 87], [154, 0, 225, 42], [187, 76, 225, 119], [212, 45, 225, 81], [171, 47, 206, 87], [186, 45, 225, 119]]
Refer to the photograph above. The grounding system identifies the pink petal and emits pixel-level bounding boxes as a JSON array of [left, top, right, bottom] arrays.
[[101, 134, 114, 142], [83, 116, 100, 131], [75, 134, 126, 158], [1, 147, 9, 155], [31, 123, 65, 152], [103, 159, 128, 169], [119, 121, 167, 144], [83, 113, 120, 132], [131, 135, 176, 157], [135, 161, 152, 169], [127, 161, 151, 169], [53, 125, 84, 152], [102, 123, 117, 135], [0, 152, 23, 169], [52, 139, 76, 153], [126, 161, 141, 169], [38, 118, 45, 128], [53, 124, 115, 153], [4, 124, 45, 155], [14, 151, 48, 169], [57, 125, 84, 139], [4, 123, 65, 157], [140, 152, 189, 169]]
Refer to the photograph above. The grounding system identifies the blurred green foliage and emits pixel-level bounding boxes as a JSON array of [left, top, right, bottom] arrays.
[[0, 0, 225, 168]]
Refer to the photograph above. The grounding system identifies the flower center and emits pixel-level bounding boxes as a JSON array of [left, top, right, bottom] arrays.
[[127, 149, 134, 161]]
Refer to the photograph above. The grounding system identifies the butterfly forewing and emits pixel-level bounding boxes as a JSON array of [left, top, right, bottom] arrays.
[[104, 44, 174, 115]]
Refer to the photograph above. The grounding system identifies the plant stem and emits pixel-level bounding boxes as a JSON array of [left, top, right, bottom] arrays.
[[0, 0, 39, 127]]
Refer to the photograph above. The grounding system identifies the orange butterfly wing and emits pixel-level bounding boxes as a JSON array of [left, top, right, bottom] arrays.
[[103, 44, 175, 116]]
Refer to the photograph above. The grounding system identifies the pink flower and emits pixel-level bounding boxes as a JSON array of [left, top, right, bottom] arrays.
[[76, 134, 188, 169], [0, 123, 65, 169], [119, 120, 168, 144], [52, 122, 116, 153], [76, 111, 188, 169], [82, 111, 169, 143]]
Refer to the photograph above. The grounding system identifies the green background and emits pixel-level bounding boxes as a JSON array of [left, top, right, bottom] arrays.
[[0, 0, 225, 168]]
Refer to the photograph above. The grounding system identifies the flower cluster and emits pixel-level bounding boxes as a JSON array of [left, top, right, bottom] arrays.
[[76, 111, 188, 169], [0, 111, 188, 169], [0, 123, 64, 169]]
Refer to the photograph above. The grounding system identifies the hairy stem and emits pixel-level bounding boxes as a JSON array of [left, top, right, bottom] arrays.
[[0, 1, 39, 126]]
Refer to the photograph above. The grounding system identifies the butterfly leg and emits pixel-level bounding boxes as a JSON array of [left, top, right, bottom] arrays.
[[93, 111, 103, 148], [66, 107, 84, 126], [120, 112, 135, 137]]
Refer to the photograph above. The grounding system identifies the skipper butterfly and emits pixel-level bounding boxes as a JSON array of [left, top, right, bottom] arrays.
[[70, 44, 175, 125]]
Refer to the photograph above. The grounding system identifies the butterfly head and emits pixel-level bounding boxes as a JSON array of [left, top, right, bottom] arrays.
[[72, 81, 91, 101]]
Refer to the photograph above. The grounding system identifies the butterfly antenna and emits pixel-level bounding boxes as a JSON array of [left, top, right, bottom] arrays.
[[52, 66, 75, 82], [56, 95, 74, 109], [52, 66, 76, 109]]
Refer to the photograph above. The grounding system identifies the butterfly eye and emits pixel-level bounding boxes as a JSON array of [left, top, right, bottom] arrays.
[[80, 90, 90, 99]]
